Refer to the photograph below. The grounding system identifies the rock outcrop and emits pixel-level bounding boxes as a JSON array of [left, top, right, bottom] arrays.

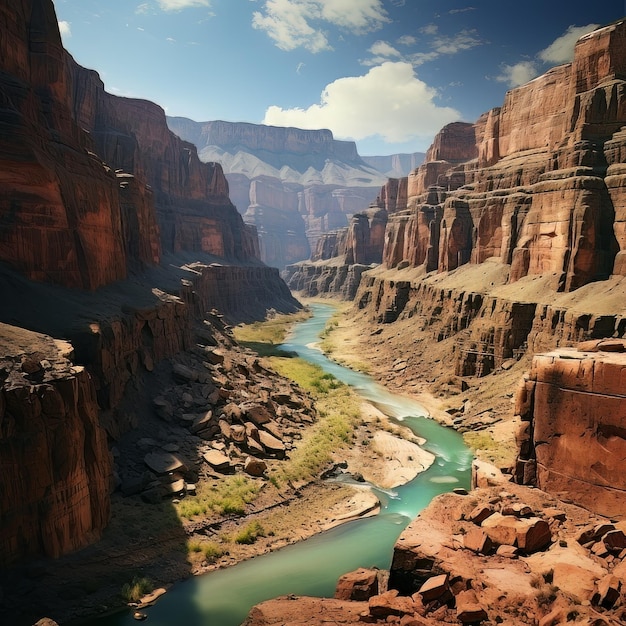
[[514, 339, 626, 517], [244, 483, 626, 625], [0, 325, 110, 564], [282, 206, 387, 298], [0, 0, 258, 291]]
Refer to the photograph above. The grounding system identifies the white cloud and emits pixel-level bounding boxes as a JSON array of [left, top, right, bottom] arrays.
[[369, 40, 401, 58], [362, 27, 483, 68], [263, 61, 460, 145], [494, 23, 600, 89], [449, 7, 476, 14], [495, 61, 538, 88], [58, 20, 71, 39], [397, 34, 417, 46], [431, 29, 483, 55], [156, 0, 211, 10], [538, 23, 599, 64], [252, 0, 388, 53]]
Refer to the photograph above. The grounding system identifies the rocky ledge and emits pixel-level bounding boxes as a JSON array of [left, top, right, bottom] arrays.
[[244, 480, 626, 626]]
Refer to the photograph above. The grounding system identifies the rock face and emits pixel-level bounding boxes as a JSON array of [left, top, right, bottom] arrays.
[[288, 20, 626, 380], [0, 0, 258, 291], [282, 206, 387, 298], [514, 339, 626, 517], [167, 117, 405, 268], [0, 0, 301, 567], [0, 325, 110, 565], [244, 483, 626, 625]]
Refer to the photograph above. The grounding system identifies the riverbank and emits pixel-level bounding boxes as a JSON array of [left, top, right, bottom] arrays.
[[7, 301, 441, 626], [298, 294, 523, 467]]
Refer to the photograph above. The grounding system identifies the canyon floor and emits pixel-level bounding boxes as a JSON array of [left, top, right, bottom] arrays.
[[5, 291, 618, 625], [2, 295, 438, 626]]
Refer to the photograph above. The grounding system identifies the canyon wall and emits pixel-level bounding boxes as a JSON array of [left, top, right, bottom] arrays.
[[0, 0, 259, 291], [285, 20, 626, 517], [167, 117, 413, 268], [0, 0, 299, 565], [0, 326, 110, 565], [514, 339, 626, 517]]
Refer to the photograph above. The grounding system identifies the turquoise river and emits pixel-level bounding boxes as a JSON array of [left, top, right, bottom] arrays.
[[93, 302, 473, 626]]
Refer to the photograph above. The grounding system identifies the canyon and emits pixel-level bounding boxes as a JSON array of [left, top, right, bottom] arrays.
[[0, 0, 300, 575], [266, 18, 626, 625], [2, 2, 626, 626], [167, 117, 424, 269]]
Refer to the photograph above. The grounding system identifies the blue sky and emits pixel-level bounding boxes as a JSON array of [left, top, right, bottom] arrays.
[[52, 0, 624, 155]]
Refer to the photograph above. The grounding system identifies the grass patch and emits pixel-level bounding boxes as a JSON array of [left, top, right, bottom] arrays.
[[187, 539, 226, 562], [463, 430, 512, 466], [269, 385, 362, 486], [233, 309, 311, 353], [268, 356, 342, 395], [121, 576, 153, 603], [176, 475, 259, 520], [234, 521, 266, 544]]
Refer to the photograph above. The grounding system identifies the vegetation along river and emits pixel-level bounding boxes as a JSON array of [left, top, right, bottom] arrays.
[[95, 302, 472, 626]]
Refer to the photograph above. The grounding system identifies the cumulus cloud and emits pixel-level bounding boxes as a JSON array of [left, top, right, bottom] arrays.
[[252, 0, 389, 53], [263, 61, 460, 144], [58, 20, 71, 39], [495, 23, 600, 89], [538, 23, 599, 64], [495, 60, 539, 88], [156, 0, 211, 10]]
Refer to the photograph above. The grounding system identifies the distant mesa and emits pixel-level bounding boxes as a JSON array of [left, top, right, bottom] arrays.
[[167, 117, 424, 269]]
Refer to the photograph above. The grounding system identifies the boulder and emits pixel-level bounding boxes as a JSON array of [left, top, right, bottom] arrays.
[[203, 450, 232, 472], [369, 590, 416, 618], [243, 457, 267, 477], [417, 574, 451, 603], [463, 527, 493, 555], [144, 452, 187, 475], [335, 568, 379, 601], [455, 589, 488, 623]]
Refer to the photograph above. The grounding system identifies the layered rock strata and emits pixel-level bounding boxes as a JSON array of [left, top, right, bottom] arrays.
[[167, 117, 398, 267], [514, 339, 626, 517], [0, 325, 110, 565], [0, 0, 258, 291], [287, 20, 626, 376], [282, 206, 387, 298]]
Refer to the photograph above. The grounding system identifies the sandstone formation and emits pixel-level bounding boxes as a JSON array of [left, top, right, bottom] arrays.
[[244, 483, 626, 625], [0, 325, 110, 565], [282, 206, 388, 299], [167, 117, 420, 268], [515, 339, 626, 517], [287, 20, 626, 381], [0, 0, 258, 291], [0, 0, 300, 570]]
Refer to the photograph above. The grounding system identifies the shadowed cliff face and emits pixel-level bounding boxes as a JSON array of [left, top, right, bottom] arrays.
[[0, 0, 259, 291], [0, 0, 300, 574]]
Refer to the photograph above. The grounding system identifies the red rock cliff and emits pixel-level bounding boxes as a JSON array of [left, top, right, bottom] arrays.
[[0, 0, 259, 291], [379, 20, 626, 292], [0, 325, 110, 565], [514, 340, 626, 517]]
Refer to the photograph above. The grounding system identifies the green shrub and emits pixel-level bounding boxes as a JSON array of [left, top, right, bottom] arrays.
[[234, 521, 265, 544], [121, 576, 153, 603]]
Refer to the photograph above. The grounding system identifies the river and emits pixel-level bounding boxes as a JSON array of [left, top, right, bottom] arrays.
[[93, 303, 472, 626]]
